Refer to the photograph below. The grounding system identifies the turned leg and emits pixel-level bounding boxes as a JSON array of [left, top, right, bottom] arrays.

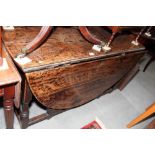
[[107, 32, 116, 47], [3, 100, 14, 129], [20, 102, 29, 129], [3, 85, 15, 129], [20, 80, 32, 129], [127, 102, 155, 128]]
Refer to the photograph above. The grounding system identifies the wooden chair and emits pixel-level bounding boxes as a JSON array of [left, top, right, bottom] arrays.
[[127, 102, 155, 128], [79, 26, 147, 52]]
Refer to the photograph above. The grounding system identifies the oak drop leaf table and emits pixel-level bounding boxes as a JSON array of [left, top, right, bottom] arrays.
[[3, 26, 146, 128]]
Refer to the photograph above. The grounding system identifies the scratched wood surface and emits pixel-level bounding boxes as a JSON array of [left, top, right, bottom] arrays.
[[3, 27, 145, 73], [26, 51, 144, 109], [3, 27, 145, 109]]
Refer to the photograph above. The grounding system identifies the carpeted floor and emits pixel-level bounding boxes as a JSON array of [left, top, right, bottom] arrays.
[[0, 53, 155, 129]]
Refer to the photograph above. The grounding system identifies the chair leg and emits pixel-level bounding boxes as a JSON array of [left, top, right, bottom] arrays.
[[146, 102, 155, 111], [127, 103, 155, 128]]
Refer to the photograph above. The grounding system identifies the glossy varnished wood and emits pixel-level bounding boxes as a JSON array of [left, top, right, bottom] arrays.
[[79, 26, 102, 45], [3, 85, 15, 129], [79, 26, 144, 48], [3, 27, 145, 72], [18, 26, 53, 57], [3, 27, 145, 109], [3, 27, 145, 128]]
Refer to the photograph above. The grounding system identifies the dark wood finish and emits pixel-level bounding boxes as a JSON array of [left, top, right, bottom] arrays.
[[26, 51, 144, 109], [0, 89, 3, 96], [143, 54, 155, 72], [20, 80, 32, 129], [3, 27, 145, 72], [139, 27, 155, 72], [79, 26, 145, 49], [107, 26, 143, 33], [28, 109, 66, 127], [79, 26, 135, 45], [79, 26, 103, 45], [3, 85, 15, 129], [17, 26, 53, 58], [0, 49, 21, 128], [0, 26, 2, 66], [3, 27, 145, 128], [117, 64, 139, 90], [108, 26, 120, 33], [18, 80, 67, 128]]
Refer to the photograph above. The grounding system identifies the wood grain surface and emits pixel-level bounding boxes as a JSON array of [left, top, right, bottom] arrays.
[[3, 27, 145, 109], [26, 51, 144, 109], [3, 27, 145, 73]]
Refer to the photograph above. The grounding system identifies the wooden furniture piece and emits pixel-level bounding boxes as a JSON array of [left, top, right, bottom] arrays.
[[0, 27, 3, 66], [3, 26, 145, 128], [143, 50, 155, 72], [127, 102, 155, 128], [17, 26, 53, 58], [79, 26, 146, 52], [0, 47, 21, 129], [140, 27, 155, 72]]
